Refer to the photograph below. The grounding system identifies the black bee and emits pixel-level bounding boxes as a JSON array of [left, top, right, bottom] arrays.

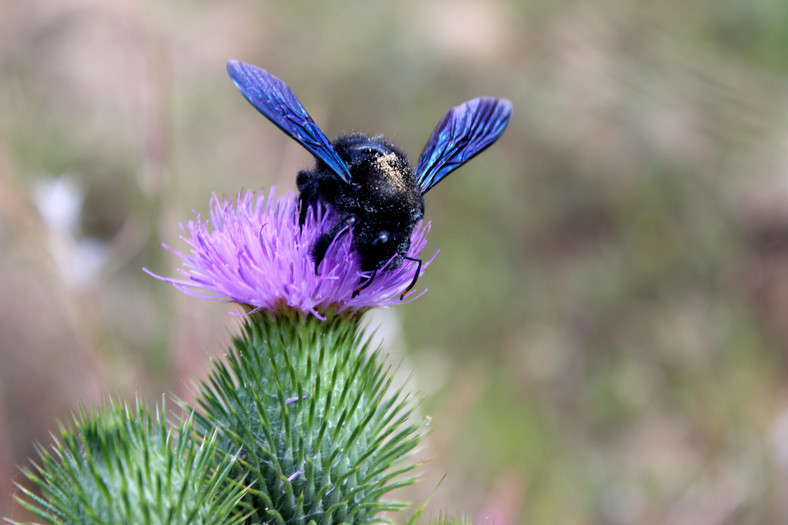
[[227, 60, 512, 296]]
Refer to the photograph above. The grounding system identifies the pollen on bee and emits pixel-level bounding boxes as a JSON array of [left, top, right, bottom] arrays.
[[374, 153, 405, 189]]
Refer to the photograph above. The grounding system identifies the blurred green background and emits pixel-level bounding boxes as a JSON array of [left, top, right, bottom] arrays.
[[3, 0, 788, 523]]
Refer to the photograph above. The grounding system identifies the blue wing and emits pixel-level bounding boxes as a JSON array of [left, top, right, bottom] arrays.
[[227, 60, 353, 185], [415, 97, 513, 194]]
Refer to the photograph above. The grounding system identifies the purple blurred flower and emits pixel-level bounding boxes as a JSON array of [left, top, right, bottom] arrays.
[[145, 188, 435, 318]]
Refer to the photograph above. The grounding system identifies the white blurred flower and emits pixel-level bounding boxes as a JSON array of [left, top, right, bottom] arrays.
[[32, 175, 108, 289]]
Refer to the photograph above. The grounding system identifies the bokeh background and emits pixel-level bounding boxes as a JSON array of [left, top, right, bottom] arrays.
[[3, 0, 788, 523]]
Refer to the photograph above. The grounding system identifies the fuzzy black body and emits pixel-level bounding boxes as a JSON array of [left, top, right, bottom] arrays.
[[297, 134, 424, 272]]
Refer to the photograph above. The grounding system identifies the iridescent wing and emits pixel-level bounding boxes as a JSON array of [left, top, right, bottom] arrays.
[[415, 97, 513, 194], [227, 60, 353, 184]]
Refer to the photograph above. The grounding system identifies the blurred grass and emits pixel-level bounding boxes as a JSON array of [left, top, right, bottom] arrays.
[[3, 0, 788, 523]]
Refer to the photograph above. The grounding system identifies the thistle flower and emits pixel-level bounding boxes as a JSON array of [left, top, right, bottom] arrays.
[[145, 188, 435, 318], [15, 399, 250, 524]]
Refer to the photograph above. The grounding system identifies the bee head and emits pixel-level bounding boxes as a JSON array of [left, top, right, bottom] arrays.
[[356, 226, 410, 271]]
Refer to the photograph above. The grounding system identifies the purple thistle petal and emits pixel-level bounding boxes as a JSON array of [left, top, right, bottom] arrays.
[[287, 470, 303, 482], [144, 188, 436, 317], [285, 395, 307, 405]]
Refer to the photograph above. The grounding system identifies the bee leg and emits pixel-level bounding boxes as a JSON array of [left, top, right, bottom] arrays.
[[311, 234, 332, 274], [400, 256, 422, 300], [297, 195, 314, 226], [296, 170, 319, 225], [310, 218, 354, 274], [352, 269, 378, 297]]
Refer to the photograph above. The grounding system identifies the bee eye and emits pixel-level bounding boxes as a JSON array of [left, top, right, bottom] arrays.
[[371, 231, 390, 247]]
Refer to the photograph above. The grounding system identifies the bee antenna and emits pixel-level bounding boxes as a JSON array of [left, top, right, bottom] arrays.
[[400, 256, 422, 300]]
